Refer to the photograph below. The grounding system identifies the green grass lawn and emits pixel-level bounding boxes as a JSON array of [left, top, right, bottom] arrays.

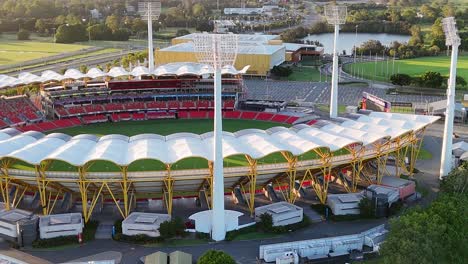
[[286, 66, 322, 82], [50, 119, 286, 136], [0, 41, 90, 65], [343, 55, 468, 83]]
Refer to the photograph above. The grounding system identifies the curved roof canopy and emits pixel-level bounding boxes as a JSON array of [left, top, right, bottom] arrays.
[[0, 113, 439, 167], [0, 62, 250, 89]]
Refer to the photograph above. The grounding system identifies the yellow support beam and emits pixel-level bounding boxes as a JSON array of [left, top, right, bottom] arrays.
[[163, 165, 174, 215], [281, 152, 298, 204]]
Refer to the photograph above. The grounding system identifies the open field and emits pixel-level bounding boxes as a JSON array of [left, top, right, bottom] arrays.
[[343, 55, 468, 83], [0, 41, 90, 65]]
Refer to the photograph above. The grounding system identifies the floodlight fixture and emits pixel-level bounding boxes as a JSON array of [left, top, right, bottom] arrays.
[[440, 16, 460, 179], [192, 33, 238, 69], [442, 17, 461, 47], [192, 33, 238, 241], [138, 0, 161, 72], [324, 5, 347, 118], [324, 5, 347, 26]]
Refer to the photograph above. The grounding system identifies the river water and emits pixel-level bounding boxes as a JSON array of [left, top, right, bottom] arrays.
[[302, 33, 410, 54]]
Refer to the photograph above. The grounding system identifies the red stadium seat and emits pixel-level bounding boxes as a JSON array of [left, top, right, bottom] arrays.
[[104, 103, 125, 112], [118, 113, 132, 121], [52, 119, 75, 129], [178, 111, 190, 119], [0, 119, 8, 128], [84, 104, 104, 113], [270, 114, 290, 123], [207, 111, 214, 119], [55, 107, 69, 117], [181, 101, 196, 110], [285, 116, 300, 124], [189, 111, 208, 119], [68, 117, 82, 126], [124, 102, 145, 111], [146, 101, 167, 110], [307, 119, 318, 125], [132, 113, 146, 120], [197, 100, 209, 110], [82, 115, 108, 124], [67, 106, 86, 115], [255, 112, 275, 121], [168, 101, 180, 110], [21, 124, 43, 132], [223, 111, 242, 119], [240, 111, 258, 120], [223, 100, 235, 110], [35, 122, 58, 132]]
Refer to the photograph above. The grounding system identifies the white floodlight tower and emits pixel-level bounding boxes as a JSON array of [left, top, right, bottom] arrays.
[[440, 17, 461, 179], [138, 0, 161, 72], [324, 5, 347, 118], [192, 33, 238, 241]]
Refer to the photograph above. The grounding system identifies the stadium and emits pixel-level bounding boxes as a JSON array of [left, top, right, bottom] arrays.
[[0, 60, 439, 228]]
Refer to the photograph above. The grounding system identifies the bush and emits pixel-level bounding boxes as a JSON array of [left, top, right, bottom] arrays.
[[113, 233, 164, 244], [258, 213, 274, 232], [158, 217, 187, 239], [271, 65, 293, 77], [197, 250, 236, 264], [359, 197, 374, 218], [17, 29, 30, 40]]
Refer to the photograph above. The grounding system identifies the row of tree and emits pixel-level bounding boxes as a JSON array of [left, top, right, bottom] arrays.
[[390, 72, 466, 89]]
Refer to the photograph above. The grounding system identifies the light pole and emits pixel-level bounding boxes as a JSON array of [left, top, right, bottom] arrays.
[[353, 25, 358, 77], [138, 0, 161, 72], [324, 5, 347, 118], [440, 17, 461, 179], [192, 33, 238, 241]]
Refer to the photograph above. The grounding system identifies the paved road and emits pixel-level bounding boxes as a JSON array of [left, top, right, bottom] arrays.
[[24, 219, 386, 264]]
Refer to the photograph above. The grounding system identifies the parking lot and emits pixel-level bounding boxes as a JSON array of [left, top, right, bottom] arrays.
[[244, 79, 445, 106]]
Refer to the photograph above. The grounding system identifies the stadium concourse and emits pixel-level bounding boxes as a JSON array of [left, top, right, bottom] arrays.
[[0, 62, 439, 223]]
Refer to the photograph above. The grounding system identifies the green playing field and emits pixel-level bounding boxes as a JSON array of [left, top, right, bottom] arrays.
[[343, 55, 468, 83]]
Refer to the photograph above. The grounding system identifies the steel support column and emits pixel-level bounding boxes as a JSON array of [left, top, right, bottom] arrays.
[[163, 165, 174, 215]]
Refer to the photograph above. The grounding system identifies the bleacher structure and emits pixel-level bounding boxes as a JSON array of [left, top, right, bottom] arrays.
[[0, 63, 440, 228]]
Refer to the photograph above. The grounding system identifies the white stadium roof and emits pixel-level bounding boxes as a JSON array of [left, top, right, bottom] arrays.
[[0, 62, 250, 89], [0, 112, 439, 167]]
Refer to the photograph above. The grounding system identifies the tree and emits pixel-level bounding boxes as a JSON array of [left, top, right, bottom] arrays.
[[258, 213, 274, 232], [87, 24, 112, 40], [192, 3, 206, 18], [55, 24, 87, 43], [17, 29, 30, 40], [197, 250, 236, 264], [390, 74, 412, 87], [456, 76, 467, 88], [35, 19, 47, 34], [408, 25, 423, 46], [105, 15, 119, 32], [379, 165, 468, 264], [158, 217, 186, 240], [421, 71, 444, 88], [79, 65, 88, 74]]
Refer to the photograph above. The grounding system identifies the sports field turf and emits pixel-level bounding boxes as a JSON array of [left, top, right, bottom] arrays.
[[0, 41, 89, 65], [343, 55, 468, 83]]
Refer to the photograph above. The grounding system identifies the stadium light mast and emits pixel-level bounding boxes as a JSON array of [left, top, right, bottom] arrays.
[[138, 0, 161, 72], [324, 5, 347, 118], [440, 17, 461, 179], [192, 33, 238, 241]]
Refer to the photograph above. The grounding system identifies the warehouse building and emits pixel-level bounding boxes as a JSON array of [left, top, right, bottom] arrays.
[[155, 33, 323, 76]]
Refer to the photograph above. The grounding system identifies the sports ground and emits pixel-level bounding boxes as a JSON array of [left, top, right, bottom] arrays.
[[13, 119, 324, 172], [343, 55, 468, 83]]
